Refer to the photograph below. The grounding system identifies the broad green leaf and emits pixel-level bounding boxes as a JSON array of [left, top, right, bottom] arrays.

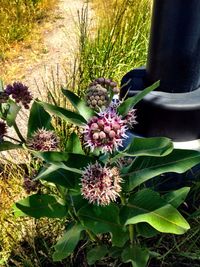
[[70, 194, 89, 212], [121, 245, 149, 267], [108, 247, 122, 259], [136, 223, 158, 238], [35, 164, 80, 189], [53, 222, 83, 261], [13, 194, 67, 219], [111, 137, 173, 163], [38, 101, 87, 126], [62, 88, 95, 120], [87, 245, 108, 265], [118, 81, 160, 116], [78, 204, 129, 247], [27, 100, 53, 138], [6, 100, 21, 126], [32, 151, 69, 163], [123, 149, 200, 191], [0, 141, 22, 151], [33, 152, 93, 170], [123, 137, 173, 157], [163, 187, 190, 208], [66, 132, 85, 154], [120, 189, 190, 234], [35, 162, 82, 180]]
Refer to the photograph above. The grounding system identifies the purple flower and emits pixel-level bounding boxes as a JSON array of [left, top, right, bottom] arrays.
[[124, 108, 137, 129], [81, 162, 122, 206], [83, 108, 128, 153], [89, 77, 119, 94], [0, 121, 7, 142], [27, 128, 59, 151], [85, 84, 109, 110], [5, 82, 33, 109]]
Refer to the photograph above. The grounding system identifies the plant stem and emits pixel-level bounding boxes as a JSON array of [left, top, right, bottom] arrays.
[[120, 193, 126, 205], [13, 122, 26, 143], [4, 135, 21, 143], [129, 224, 134, 247], [86, 229, 99, 243]]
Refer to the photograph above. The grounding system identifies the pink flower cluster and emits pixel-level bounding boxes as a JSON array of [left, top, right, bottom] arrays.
[[83, 108, 128, 153], [81, 162, 122, 206], [27, 128, 59, 151]]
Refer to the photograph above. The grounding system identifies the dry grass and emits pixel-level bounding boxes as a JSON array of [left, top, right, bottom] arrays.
[[0, 0, 56, 61]]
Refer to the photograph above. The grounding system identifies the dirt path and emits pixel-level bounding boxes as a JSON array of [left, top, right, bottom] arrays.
[[0, 0, 93, 162], [23, 0, 83, 97]]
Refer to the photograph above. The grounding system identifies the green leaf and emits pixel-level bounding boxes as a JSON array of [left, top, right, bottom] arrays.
[[112, 137, 173, 163], [123, 149, 200, 191], [118, 81, 160, 116], [123, 137, 173, 157], [33, 152, 93, 171], [35, 162, 82, 179], [0, 141, 22, 151], [32, 151, 69, 163], [120, 189, 190, 234], [35, 164, 80, 189], [121, 245, 149, 267], [136, 223, 158, 238], [13, 194, 67, 219], [62, 88, 95, 120], [27, 100, 53, 138], [78, 204, 129, 247], [108, 247, 122, 259], [38, 101, 87, 126], [87, 245, 108, 265], [163, 187, 190, 208], [66, 132, 85, 154], [53, 222, 83, 261], [6, 100, 21, 126]]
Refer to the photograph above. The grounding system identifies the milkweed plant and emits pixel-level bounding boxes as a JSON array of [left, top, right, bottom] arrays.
[[1, 78, 200, 266]]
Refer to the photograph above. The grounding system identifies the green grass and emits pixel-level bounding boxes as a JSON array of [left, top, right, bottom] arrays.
[[76, 0, 151, 92], [0, 0, 55, 60]]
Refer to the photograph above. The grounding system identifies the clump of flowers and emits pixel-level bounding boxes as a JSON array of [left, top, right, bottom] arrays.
[[83, 108, 128, 153], [89, 77, 119, 94], [5, 82, 33, 109], [110, 99, 137, 129], [85, 78, 120, 111], [85, 84, 109, 110], [0, 121, 7, 142], [27, 128, 59, 151], [81, 162, 122, 206], [124, 108, 137, 129]]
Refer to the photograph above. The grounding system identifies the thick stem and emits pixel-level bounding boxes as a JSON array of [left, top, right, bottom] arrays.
[[120, 193, 126, 205], [86, 229, 99, 242], [13, 122, 26, 143], [129, 224, 134, 247]]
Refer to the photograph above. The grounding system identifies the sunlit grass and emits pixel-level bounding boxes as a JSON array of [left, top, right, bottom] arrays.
[[0, 0, 56, 60], [77, 0, 152, 91]]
